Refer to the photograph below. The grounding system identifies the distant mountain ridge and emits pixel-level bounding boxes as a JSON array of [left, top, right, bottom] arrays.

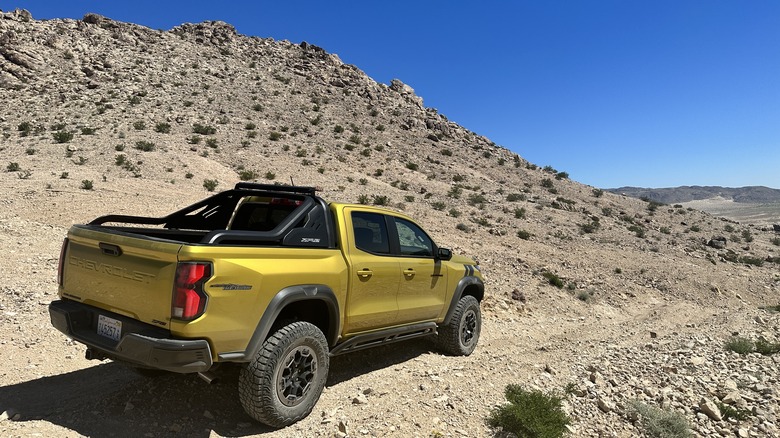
[[608, 186, 780, 204]]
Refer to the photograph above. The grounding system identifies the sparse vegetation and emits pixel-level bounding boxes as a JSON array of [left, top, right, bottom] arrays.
[[135, 140, 155, 152], [238, 170, 257, 181], [192, 123, 216, 135], [81, 180, 94, 190], [269, 131, 282, 141], [203, 179, 219, 192], [628, 400, 691, 438], [486, 384, 570, 438], [542, 271, 564, 288], [517, 230, 532, 240], [52, 131, 73, 143], [7, 162, 20, 172], [155, 122, 171, 133]]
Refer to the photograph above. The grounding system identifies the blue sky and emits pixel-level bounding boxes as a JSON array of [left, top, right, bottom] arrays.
[[5, 1, 779, 189]]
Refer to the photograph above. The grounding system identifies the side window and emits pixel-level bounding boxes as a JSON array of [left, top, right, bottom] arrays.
[[394, 218, 434, 257], [352, 212, 390, 255]]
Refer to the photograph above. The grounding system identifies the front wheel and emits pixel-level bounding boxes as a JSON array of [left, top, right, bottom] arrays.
[[436, 295, 481, 355], [239, 321, 329, 428]]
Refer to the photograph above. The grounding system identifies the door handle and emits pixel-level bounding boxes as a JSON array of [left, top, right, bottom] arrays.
[[403, 268, 415, 277], [357, 269, 373, 278]]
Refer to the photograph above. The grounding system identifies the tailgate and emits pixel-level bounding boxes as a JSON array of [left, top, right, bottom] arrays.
[[61, 225, 182, 326]]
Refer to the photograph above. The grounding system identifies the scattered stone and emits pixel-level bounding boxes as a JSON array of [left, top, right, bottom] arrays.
[[699, 397, 722, 421]]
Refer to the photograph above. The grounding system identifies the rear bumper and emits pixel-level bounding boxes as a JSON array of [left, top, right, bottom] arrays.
[[49, 299, 213, 373]]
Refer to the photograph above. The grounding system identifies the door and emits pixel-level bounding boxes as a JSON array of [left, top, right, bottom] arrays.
[[343, 210, 399, 333], [392, 217, 448, 324]]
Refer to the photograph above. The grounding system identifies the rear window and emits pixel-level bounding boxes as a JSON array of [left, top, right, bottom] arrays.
[[351, 212, 390, 254]]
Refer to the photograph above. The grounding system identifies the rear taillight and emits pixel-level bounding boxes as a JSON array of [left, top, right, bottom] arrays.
[[57, 238, 69, 286], [172, 262, 211, 321]]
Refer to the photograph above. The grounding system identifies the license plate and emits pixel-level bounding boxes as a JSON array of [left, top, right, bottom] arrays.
[[97, 314, 122, 342]]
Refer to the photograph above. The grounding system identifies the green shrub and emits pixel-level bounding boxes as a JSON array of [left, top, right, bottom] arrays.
[[486, 385, 570, 438], [507, 193, 525, 202], [456, 223, 470, 232], [579, 220, 600, 234], [555, 171, 568, 180], [372, 195, 389, 206], [238, 170, 257, 181], [628, 225, 645, 238], [357, 194, 369, 205], [771, 237, 780, 246], [660, 226, 671, 235], [60, 172, 69, 179], [715, 401, 752, 422], [431, 201, 446, 211], [155, 122, 171, 133], [53, 131, 73, 143], [628, 400, 691, 438], [542, 271, 564, 289], [80, 127, 97, 135], [517, 230, 532, 240], [203, 179, 219, 192], [741, 229, 754, 243], [135, 140, 155, 152], [185, 172, 194, 179], [449, 208, 461, 218], [245, 122, 256, 130], [333, 125, 345, 134], [205, 138, 218, 149], [133, 120, 146, 130], [467, 193, 486, 206], [269, 131, 282, 141], [404, 195, 415, 202], [754, 338, 780, 355], [187, 135, 202, 144], [725, 337, 754, 355], [441, 148, 452, 156], [406, 162, 418, 171], [81, 180, 94, 190], [192, 123, 216, 135], [264, 171, 276, 180], [592, 188, 604, 197], [514, 208, 526, 219]]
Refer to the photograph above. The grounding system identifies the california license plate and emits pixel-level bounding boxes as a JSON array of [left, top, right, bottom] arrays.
[[97, 314, 122, 342]]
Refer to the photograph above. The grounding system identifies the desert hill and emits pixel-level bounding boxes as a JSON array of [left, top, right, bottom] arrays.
[[1, 9, 779, 437], [610, 186, 780, 225]]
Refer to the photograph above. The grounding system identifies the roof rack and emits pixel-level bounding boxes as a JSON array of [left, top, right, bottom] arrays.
[[233, 182, 317, 195]]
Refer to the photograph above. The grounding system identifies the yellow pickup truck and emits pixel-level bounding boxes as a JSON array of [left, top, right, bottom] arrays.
[[49, 183, 484, 427]]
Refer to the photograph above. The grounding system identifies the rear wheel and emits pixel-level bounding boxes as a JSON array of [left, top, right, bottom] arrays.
[[239, 321, 329, 427], [436, 295, 481, 355]]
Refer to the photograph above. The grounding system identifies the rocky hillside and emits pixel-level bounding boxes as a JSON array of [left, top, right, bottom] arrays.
[[1, 9, 779, 437]]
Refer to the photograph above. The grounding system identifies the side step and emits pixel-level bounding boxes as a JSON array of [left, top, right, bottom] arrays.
[[329, 322, 437, 356]]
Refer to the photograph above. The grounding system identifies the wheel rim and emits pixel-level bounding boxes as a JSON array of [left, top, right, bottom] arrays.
[[277, 345, 317, 407], [461, 309, 477, 345]]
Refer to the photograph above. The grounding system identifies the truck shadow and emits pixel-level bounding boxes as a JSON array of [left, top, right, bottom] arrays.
[[0, 338, 433, 437]]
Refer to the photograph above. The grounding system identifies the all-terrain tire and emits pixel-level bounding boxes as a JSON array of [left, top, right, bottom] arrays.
[[436, 295, 481, 356], [239, 321, 329, 428]]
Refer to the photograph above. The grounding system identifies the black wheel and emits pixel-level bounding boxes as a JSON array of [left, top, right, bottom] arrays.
[[436, 295, 481, 355], [239, 321, 329, 428]]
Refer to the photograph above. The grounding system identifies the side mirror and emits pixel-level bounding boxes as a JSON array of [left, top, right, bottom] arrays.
[[436, 247, 452, 261]]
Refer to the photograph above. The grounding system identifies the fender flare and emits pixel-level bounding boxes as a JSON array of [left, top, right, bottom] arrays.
[[220, 284, 340, 362], [442, 276, 484, 326]]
